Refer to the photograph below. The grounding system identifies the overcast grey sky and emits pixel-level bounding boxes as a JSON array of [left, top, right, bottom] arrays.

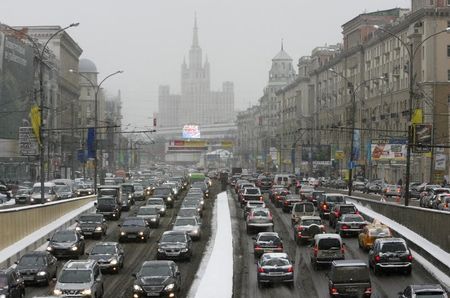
[[1, 0, 409, 128]]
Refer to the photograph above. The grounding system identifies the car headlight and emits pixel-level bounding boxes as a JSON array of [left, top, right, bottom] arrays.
[[181, 248, 188, 252], [138, 231, 144, 236], [53, 289, 63, 295], [0, 294, 6, 298], [128, 194, 132, 198], [75, 226, 81, 231], [88, 191, 92, 195], [77, 191, 81, 195], [81, 289, 92, 295], [120, 231, 126, 236], [46, 198, 51, 201], [158, 248, 164, 252], [164, 283, 175, 291], [192, 229, 199, 235], [160, 208, 165, 212], [167, 197, 172, 201], [110, 258, 118, 265], [151, 218, 157, 221], [133, 284, 143, 292], [95, 226, 102, 231], [30, 198, 35, 201], [37, 271, 47, 276], [46, 246, 53, 251], [71, 246, 78, 251]]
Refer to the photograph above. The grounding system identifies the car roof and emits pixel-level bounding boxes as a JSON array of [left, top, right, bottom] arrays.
[[257, 232, 279, 237], [261, 252, 289, 260], [300, 216, 321, 220], [332, 259, 367, 267], [409, 284, 445, 292], [63, 259, 96, 270], [162, 230, 188, 236], [314, 233, 342, 240], [375, 237, 406, 244]]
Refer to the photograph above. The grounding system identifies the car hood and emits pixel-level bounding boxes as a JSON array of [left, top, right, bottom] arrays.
[[173, 225, 197, 232], [17, 264, 46, 272], [139, 276, 172, 286], [121, 227, 146, 233], [50, 241, 77, 248], [88, 254, 116, 262], [137, 215, 159, 220], [159, 242, 187, 249], [79, 222, 101, 228], [56, 282, 92, 291]]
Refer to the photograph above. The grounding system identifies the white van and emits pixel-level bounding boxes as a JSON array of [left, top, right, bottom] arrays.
[[274, 174, 293, 188], [30, 182, 58, 204]]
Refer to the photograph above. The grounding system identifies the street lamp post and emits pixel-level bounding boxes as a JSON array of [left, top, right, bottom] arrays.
[[373, 25, 450, 206], [69, 69, 123, 193]]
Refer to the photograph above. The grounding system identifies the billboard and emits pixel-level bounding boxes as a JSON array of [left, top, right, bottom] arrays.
[[301, 145, 331, 165], [370, 140, 407, 161], [0, 33, 34, 139], [413, 124, 432, 153], [182, 124, 201, 139]]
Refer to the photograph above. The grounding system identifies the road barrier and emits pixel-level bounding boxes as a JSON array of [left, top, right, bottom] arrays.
[[0, 196, 96, 267]]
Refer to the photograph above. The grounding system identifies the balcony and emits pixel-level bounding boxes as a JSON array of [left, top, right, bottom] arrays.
[[390, 113, 398, 118], [380, 115, 386, 120]]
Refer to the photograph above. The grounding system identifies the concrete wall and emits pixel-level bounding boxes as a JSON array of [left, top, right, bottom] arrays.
[[0, 196, 95, 251], [348, 196, 450, 253]]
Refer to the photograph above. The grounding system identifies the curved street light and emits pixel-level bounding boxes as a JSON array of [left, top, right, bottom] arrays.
[[373, 24, 450, 206], [69, 69, 124, 193], [329, 68, 386, 196]]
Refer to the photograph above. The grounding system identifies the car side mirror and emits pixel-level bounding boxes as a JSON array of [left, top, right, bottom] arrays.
[[47, 238, 51, 241], [80, 236, 84, 240], [85, 252, 89, 255], [132, 273, 137, 278], [14, 261, 18, 265], [118, 224, 121, 227], [75, 219, 79, 223], [94, 202, 97, 206], [176, 271, 180, 276]]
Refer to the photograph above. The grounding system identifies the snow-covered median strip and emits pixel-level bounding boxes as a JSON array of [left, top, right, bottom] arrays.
[[347, 198, 450, 291], [0, 201, 95, 266], [189, 192, 233, 298]]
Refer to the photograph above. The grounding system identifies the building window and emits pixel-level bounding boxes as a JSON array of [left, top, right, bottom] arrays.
[[447, 45, 450, 57], [448, 69, 450, 81]]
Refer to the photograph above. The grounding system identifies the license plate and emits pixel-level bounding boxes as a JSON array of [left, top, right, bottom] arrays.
[[390, 257, 400, 261], [351, 224, 359, 228], [23, 276, 34, 280], [84, 232, 93, 235], [269, 272, 283, 276], [128, 235, 137, 238], [147, 292, 159, 297]]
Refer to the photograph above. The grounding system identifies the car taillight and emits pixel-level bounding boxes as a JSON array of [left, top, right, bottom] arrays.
[[313, 245, 318, 256], [258, 267, 265, 273], [364, 287, 372, 294], [255, 245, 261, 250], [296, 226, 304, 232], [259, 196, 263, 201], [276, 195, 281, 200], [287, 266, 293, 272], [284, 201, 289, 205], [277, 243, 283, 248], [407, 255, 413, 261], [322, 204, 327, 210], [340, 246, 345, 254], [331, 287, 338, 295], [320, 225, 326, 232], [375, 255, 381, 262], [268, 212, 273, 220], [335, 211, 341, 218], [341, 224, 349, 230]]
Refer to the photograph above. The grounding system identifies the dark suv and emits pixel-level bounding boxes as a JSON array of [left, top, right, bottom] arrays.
[[132, 261, 181, 298], [96, 196, 121, 220], [328, 204, 358, 228], [328, 260, 372, 297], [0, 267, 25, 298], [76, 214, 107, 239], [369, 238, 412, 275], [46, 230, 85, 259], [157, 231, 193, 261], [15, 251, 57, 285]]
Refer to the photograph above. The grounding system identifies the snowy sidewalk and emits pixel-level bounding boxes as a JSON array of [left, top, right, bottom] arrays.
[[190, 192, 233, 298], [348, 198, 450, 291]]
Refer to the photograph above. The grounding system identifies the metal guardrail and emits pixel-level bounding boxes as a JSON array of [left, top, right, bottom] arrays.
[[0, 196, 96, 267]]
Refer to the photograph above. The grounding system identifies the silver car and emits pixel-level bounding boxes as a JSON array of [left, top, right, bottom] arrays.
[[246, 208, 274, 234], [136, 206, 161, 228], [146, 197, 167, 216], [172, 216, 202, 240]]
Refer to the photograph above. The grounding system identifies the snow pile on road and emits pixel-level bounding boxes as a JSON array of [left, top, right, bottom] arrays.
[[0, 198, 16, 206], [191, 192, 233, 298], [348, 198, 450, 291], [0, 201, 95, 265]]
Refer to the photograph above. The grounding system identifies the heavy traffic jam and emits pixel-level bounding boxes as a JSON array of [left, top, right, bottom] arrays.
[[0, 167, 448, 297]]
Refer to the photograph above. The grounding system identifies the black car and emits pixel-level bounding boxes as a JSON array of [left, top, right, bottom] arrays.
[[136, 206, 161, 228], [369, 238, 412, 275], [96, 196, 121, 220], [76, 214, 108, 238], [328, 260, 372, 297], [281, 195, 302, 213], [256, 253, 294, 288], [132, 261, 181, 298], [157, 231, 193, 261], [118, 217, 151, 242], [46, 229, 85, 259], [15, 251, 57, 285], [87, 242, 125, 273], [152, 187, 174, 208], [0, 267, 25, 298], [14, 188, 31, 204], [253, 232, 283, 258], [55, 185, 73, 200]]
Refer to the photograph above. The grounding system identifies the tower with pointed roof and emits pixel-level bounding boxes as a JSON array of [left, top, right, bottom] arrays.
[[158, 16, 234, 129]]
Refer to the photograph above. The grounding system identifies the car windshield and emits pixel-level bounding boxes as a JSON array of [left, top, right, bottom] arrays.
[[258, 235, 281, 243], [59, 269, 91, 283], [301, 219, 322, 226], [147, 199, 163, 205], [122, 185, 134, 192], [123, 219, 146, 227], [56, 185, 71, 192], [161, 234, 186, 243], [331, 266, 369, 283], [326, 196, 345, 203], [17, 189, 29, 195], [98, 198, 115, 205], [137, 208, 158, 215], [140, 264, 171, 277], [414, 292, 446, 297], [52, 231, 76, 242], [246, 188, 260, 194], [0, 275, 7, 287], [318, 238, 341, 250], [135, 185, 143, 191], [381, 242, 407, 253], [178, 209, 197, 217], [369, 227, 391, 237], [294, 203, 314, 212], [340, 206, 356, 213], [32, 186, 51, 193], [154, 188, 171, 195], [80, 216, 102, 223], [342, 215, 364, 222], [262, 258, 290, 266], [175, 218, 196, 226], [99, 189, 117, 196], [252, 210, 269, 217], [91, 245, 116, 255], [19, 255, 45, 266]]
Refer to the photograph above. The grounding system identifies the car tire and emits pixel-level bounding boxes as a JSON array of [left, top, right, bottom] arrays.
[[288, 281, 294, 288], [373, 265, 381, 276]]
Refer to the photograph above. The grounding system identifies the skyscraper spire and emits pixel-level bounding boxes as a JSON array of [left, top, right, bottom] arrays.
[[192, 12, 199, 48], [281, 38, 284, 51]]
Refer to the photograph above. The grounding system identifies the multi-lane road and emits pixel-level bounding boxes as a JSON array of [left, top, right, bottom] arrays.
[[25, 183, 220, 298], [230, 189, 441, 298]]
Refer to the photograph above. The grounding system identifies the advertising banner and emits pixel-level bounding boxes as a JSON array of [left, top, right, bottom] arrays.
[[18, 126, 39, 156], [370, 140, 407, 161], [435, 154, 446, 170], [352, 129, 361, 160], [413, 124, 432, 153], [301, 145, 331, 165], [182, 124, 201, 139]]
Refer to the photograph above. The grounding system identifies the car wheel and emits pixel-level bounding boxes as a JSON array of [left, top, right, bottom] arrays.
[[288, 281, 294, 288], [373, 265, 381, 276]]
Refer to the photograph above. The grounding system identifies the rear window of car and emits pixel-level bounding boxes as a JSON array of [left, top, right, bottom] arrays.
[[246, 188, 260, 195], [294, 203, 315, 212], [327, 196, 345, 203], [341, 214, 364, 222], [262, 258, 290, 266], [301, 219, 322, 226], [340, 206, 356, 213], [252, 210, 269, 217], [258, 235, 281, 243], [380, 241, 407, 253], [318, 238, 341, 250], [368, 227, 390, 237], [331, 266, 369, 283]]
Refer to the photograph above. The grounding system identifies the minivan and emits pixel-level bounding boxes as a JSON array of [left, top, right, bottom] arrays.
[[328, 260, 372, 297], [274, 174, 293, 188], [310, 233, 345, 269], [30, 182, 58, 204]]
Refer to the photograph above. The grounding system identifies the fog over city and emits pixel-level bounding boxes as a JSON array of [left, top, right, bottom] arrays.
[[1, 0, 409, 128]]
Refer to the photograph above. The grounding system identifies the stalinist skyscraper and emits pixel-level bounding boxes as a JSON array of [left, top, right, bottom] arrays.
[[158, 16, 235, 128]]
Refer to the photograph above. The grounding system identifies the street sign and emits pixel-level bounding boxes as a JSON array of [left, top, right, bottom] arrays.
[[18, 126, 39, 156]]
